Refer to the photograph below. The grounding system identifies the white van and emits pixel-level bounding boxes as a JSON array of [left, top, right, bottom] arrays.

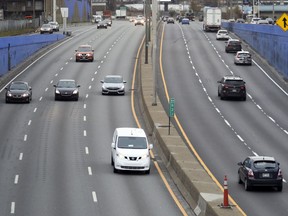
[[111, 127, 153, 174]]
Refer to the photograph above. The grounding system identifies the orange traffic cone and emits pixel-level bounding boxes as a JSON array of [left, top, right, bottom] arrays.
[[220, 175, 232, 208]]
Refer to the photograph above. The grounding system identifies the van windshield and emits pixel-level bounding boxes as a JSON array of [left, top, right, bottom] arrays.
[[117, 137, 147, 149]]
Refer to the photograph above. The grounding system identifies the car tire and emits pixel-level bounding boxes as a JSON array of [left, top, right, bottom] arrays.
[[111, 156, 114, 166], [244, 179, 250, 191], [243, 96, 246, 101], [277, 185, 283, 192], [5, 98, 9, 103], [145, 169, 150, 174], [238, 173, 242, 184], [113, 166, 118, 173]]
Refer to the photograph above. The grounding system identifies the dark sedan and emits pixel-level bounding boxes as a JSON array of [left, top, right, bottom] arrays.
[[5, 81, 32, 103], [54, 79, 80, 101], [238, 156, 283, 191]]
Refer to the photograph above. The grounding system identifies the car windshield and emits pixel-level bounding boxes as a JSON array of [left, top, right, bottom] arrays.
[[49, 22, 57, 25], [78, 47, 92, 52], [254, 161, 277, 169], [57, 81, 76, 88], [42, 24, 50, 27], [10, 83, 28, 90], [117, 137, 147, 149], [218, 31, 227, 34], [105, 76, 123, 83]]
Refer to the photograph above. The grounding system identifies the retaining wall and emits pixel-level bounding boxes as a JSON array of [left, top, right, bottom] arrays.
[[222, 22, 288, 79], [0, 34, 65, 76]]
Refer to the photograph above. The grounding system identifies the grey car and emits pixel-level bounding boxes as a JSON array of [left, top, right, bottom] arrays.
[[5, 81, 32, 103], [40, 24, 53, 34], [48, 21, 60, 31], [101, 75, 126, 95], [54, 79, 80, 101], [234, 51, 252, 65]]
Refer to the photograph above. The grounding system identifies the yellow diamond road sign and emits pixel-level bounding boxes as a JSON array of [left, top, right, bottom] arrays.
[[276, 13, 288, 31]]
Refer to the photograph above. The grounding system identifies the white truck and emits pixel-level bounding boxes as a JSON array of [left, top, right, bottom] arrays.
[[115, 7, 126, 19], [203, 7, 221, 32]]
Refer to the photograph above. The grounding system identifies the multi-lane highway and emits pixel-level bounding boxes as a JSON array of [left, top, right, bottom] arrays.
[[160, 21, 288, 216], [0, 21, 185, 216]]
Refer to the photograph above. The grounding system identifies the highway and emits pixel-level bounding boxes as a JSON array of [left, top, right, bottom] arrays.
[[0, 21, 184, 216], [160, 21, 288, 216]]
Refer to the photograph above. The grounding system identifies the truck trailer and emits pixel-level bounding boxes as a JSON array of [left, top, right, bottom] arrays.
[[203, 7, 221, 32]]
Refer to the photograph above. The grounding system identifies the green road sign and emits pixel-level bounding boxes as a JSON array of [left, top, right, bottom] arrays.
[[169, 98, 175, 117]]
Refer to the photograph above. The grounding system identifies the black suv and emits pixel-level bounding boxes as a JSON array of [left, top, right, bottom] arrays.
[[225, 39, 242, 53], [238, 156, 283, 191], [217, 75, 246, 100]]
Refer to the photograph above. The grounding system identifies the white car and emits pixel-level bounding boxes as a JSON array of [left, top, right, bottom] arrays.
[[250, 17, 260, 24], [111, 128, 153, 174], [216, 29, 230, 40], [48, 21, 59, 31], [101, 75, 126, 95]]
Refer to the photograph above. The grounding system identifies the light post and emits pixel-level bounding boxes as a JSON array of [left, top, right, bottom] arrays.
[[258, 0, 260, 18], [145, 0, 148, 64], [152, 0, 158, 106]]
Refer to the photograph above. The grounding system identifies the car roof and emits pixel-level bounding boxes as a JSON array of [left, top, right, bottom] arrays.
[[78, 44, 92, 48], [58, 79, 75, 82], [228, 38, 240, 42], [11, 81, 28, 85], [115, 127, 146, 137], [236, 51, 250, 54], [248, 156, 276, 162], [223, 75, 243, 80], [105, 75, 123, 78]]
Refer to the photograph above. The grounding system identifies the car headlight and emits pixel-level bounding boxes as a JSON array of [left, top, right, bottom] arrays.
[[141, 154, 150, 159], [73, 89, 78, 94], [7, 92, 12, 97], [120, 86, 125, 90], [76, 53, 82, 56], [116, 153, 125, 159], [55, 89, 60, 94], [102, 85, 107, 90], [22, 93, 29, 97]]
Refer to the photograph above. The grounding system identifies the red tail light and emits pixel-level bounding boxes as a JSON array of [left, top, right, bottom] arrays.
[[240, 86, 246, 90], [248, 169, 254, 177], [278, 169, 283, 178]]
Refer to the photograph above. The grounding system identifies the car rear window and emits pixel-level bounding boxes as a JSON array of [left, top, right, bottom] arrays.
[[78, 47, 92, 52], [117, 137, 147, 149], [238, 53, 251, 58], [254, 161, 277, 169], [225, 80, 245, 85], [229, 41, 241, 45]]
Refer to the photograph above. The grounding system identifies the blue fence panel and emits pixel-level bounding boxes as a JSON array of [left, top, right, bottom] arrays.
[[222, 22, 288, 78], [0, 34, 65, 76]]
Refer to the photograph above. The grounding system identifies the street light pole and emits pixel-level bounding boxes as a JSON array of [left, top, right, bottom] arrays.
[[152, 0, 157, 106]]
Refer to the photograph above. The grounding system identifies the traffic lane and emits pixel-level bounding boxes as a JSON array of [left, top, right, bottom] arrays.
[[182, 23, 288, 215], [81, 25, 183, 215], [204, 26, 288, 130], [161, 22, 288, 216], [10, 100, 100, 216], [84, 94, 183, 216]]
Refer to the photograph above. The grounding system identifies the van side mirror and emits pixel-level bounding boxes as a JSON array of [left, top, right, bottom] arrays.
[[111, 142, 116, 149], [237, 162, 243, 166], [149, 144, 153, 150]]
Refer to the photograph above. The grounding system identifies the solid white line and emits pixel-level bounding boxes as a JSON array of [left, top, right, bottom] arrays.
[[88, 167, 92, 175], [11, 202, 15, 214], [84, 130, 87, 137], [14, 175, 19, 184], [28, 120, 32, 125], [85, 147, 89, 155], [252, 60, 288, 96], [92, 191, 97, 202], [24, 135, 27, 141]]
